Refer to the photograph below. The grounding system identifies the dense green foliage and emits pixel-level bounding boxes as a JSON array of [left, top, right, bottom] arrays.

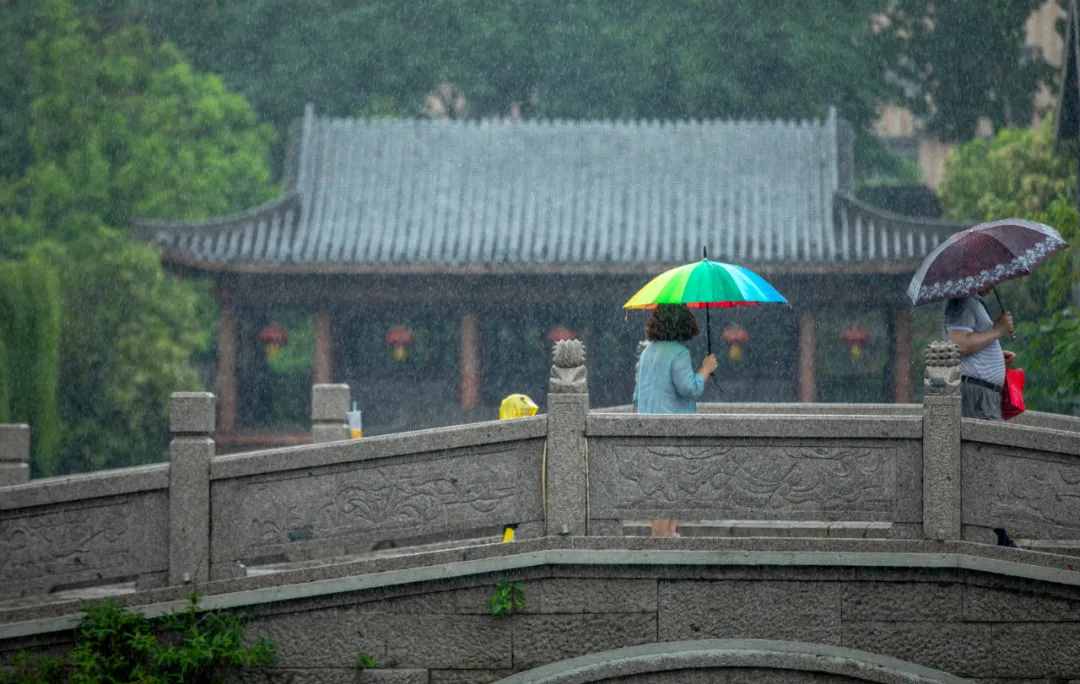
[[0, 0, 274, 474], [41, 231, 211, 473], [0, 596, 275, 683], [73, 0, 1051, 178], [940, 121, 1080, 413], [877, 0, 1055, 142], [56, 0, 1043, 181], [0, 255, 62, 476]]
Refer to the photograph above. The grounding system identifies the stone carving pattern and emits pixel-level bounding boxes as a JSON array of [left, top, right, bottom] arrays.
[[923, 340, 961, 395], [549, 339, 587, 393], [0, 504, 136, 582], [233, 449, 538, 553], [985, 453, 1080, 532], [596, 445, 896, 517]]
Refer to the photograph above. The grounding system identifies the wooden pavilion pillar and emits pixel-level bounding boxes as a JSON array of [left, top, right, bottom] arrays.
[[893, 307, 913, 403], [313, 309, 333, 384], [460, 313, 480, 411], [798, 311, 816, 402], [215, 285, 237, 433]]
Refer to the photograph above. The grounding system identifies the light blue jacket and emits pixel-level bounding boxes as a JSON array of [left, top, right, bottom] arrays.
[[633, 341, 705, 414]]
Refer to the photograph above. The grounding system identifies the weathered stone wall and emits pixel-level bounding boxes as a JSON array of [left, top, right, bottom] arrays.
[[187, 542, 1080, 681], [7, 538, 1080, 681], [0, 464, 169, 598]]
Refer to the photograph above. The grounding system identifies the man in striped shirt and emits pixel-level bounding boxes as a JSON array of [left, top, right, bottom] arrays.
[[944, 289, 1015, 420]]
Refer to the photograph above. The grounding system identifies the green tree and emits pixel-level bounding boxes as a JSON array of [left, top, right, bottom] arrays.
[[0, 255, 62, 476], [878, 0, 1055, 142], [23, 0, 275, 235], [91, 0, 903, 178], [940, 119, 1077, 310], [35, 230, 209, 473], [939, 120, 1080, 413], [2, 0, 274, 473]]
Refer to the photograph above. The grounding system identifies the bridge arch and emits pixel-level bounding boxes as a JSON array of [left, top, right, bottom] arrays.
[[495, 639, 968, 683]]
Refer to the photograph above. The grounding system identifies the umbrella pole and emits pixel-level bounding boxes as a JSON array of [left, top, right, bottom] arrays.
[[705, 306, 712, 354], [702, 245, 712, 354], [992, 287, 1014, 340], [992, 287, 1006, 313]]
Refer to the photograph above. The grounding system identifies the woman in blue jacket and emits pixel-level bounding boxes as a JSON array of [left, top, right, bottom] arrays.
[[633, 304, 718, 414]]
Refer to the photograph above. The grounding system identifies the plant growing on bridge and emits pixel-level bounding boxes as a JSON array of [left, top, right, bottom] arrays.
[[488, 579, 526, 617], [0, 594, 275, 683], [355, 653, 379, 670]]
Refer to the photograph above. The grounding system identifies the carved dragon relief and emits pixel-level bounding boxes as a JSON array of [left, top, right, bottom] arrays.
[[0, 505, 134, 581], [985, 452, 1080, 531], [601, 444, 896, 516], [237, 450, 536, 551]]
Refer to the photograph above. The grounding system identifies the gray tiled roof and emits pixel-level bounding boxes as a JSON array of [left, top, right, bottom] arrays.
[[138, 105, 961, 270]]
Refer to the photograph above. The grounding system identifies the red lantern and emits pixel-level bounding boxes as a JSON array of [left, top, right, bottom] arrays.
[[257, 322, 288, 361], [546, 325, 577, 343], [721, 324, 749, 362], [386, 325, 414, 362], [841, 324, 871, 361]]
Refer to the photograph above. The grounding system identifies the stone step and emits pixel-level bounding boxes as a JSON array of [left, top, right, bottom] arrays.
[[1015, 539, 1080, 557], [623, 520, 893, 539]]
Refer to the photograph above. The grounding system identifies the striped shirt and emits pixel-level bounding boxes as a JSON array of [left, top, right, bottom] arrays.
[[944, 297, 1005, 387]]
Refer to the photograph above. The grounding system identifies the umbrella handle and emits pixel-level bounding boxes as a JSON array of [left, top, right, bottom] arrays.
[[992, 288, 1015, 339]]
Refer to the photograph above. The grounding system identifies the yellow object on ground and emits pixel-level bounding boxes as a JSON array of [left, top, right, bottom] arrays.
[[502, 526, 516, 543], [499, 394, 538, 420]]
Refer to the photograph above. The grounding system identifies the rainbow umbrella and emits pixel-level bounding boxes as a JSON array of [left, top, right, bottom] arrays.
[[624, 250, 788, 353]]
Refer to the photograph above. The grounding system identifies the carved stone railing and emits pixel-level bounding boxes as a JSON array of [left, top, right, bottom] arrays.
[[208, 414, 546, 579], [833, 192, 964, 261], [961, 417, 1080, 547], [7, 338, 1080, 601], [584, 412, 924, 538], [0, 387, 546, 598], [0, 463, 171, 598]]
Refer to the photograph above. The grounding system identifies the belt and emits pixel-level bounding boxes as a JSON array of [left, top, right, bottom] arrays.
[[962, 375, 1002, 393]]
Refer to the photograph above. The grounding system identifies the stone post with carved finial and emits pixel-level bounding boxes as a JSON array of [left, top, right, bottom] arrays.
[[546, 339, 589, 536], [922, 341, 962, 541]]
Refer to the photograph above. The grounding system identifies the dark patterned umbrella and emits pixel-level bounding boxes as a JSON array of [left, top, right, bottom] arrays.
[[906, 219, 1068, 306]]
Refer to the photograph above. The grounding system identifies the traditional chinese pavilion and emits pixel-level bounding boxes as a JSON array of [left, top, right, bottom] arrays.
[[137, 105, 963, 448]]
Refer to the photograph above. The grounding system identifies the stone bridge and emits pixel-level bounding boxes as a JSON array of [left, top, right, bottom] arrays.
[[3, 341, 1080, 682]]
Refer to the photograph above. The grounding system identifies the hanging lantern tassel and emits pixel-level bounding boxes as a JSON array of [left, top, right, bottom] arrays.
[[257, 322, 289, 362], [386, 325, 415, 362], [721, 324, 749, 363], [841, 324, 871, 362]]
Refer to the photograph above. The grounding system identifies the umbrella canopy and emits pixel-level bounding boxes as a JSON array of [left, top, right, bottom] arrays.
[[623, 259, 788, 310], [907, 219, 1067, 306], [624, 257, 788, 359]]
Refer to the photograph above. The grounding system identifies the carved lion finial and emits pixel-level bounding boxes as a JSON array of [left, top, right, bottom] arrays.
[[552, 339, 586, 369], [549, 339, 587, 393], [924, 340, 961, 394]]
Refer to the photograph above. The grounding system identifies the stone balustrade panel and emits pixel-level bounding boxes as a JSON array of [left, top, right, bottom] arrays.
[[0, 465, 169, 598], [209, 418, 546, 572], [586, 414, 923, 534], [962, 418, 1080, 543]]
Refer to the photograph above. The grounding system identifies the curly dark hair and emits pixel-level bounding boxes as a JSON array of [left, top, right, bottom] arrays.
[[645, 304, 699, 342]]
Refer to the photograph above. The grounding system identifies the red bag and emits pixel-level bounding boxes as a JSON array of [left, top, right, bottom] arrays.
[[1002, 367, 1026, 420]]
